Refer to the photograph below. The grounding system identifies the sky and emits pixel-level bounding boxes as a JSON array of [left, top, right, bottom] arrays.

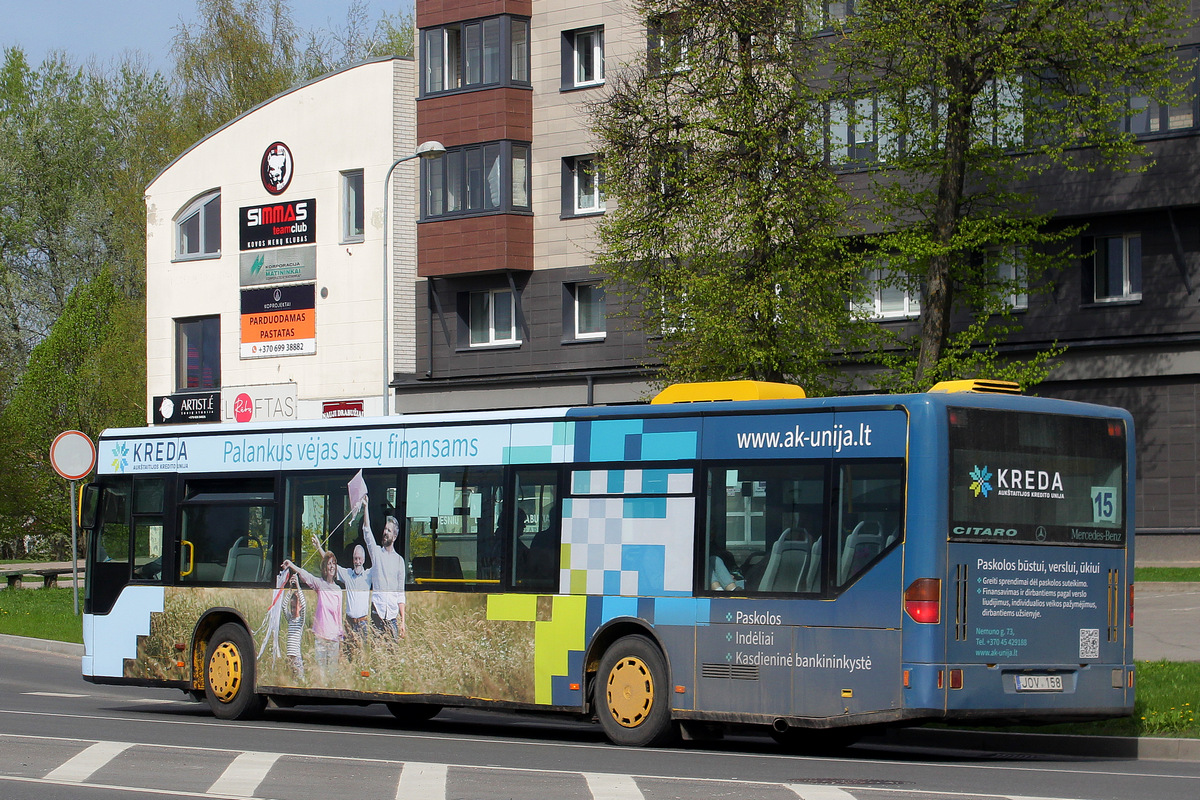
[[0, 1, 412, 73]]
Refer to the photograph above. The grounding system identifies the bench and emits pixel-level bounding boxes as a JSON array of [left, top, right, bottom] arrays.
[[1, 567, 78, 589], [32, 568, 76, 588]]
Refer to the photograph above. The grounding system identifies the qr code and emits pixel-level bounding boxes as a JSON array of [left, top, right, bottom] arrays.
[[1079, 628, 1100, 659]]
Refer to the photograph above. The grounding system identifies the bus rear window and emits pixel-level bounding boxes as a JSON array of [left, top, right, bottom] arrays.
[[948, 408, 1127, 547]]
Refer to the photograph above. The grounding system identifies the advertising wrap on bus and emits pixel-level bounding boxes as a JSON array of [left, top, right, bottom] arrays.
[[946, 408, 1128, 669], [80, 386, 1135, 746]]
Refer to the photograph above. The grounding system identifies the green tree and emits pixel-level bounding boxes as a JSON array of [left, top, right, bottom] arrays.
[[171, 0, 307, 141], [1, 49, 114, 386], [0, 271, 144, 557], [172, 0, 415, 141], [838, 0, 1189, 389], [591, 1, 869, 394], [0, 47, 169, 556]]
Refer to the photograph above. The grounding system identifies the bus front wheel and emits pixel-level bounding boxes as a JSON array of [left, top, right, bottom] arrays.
[[596, 636, 674, 747], [204, 623, 266, 720]]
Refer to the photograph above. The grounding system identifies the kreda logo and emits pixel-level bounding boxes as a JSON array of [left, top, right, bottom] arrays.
[[969, 465, 993, 498]]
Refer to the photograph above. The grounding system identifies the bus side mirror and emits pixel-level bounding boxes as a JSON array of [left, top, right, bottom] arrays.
[[80, 484, 101, 530]]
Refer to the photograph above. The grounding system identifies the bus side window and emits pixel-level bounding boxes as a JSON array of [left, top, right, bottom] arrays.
[[511, 469, 560, 592], [179, 479, 274, 585], [132, 478, 166, 581], [704, 465, 827, 596], [98, 485, 132, 566], [405, 467, 504, 586], [835, 462, 905, 589]]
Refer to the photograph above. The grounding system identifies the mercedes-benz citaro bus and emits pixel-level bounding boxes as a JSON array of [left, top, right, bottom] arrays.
[[80, 379, 1134, 747]]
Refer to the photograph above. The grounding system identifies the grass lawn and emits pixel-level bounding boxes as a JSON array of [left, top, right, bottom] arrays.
[[1135, 567, 1200, 583], [0, 588, 83, 643]]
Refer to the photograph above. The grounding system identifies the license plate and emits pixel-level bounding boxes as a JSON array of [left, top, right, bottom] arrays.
[[1015, 674, 1063, 692]]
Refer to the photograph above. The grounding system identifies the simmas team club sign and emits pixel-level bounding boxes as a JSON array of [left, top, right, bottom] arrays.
[[240, 284, 316, 358]]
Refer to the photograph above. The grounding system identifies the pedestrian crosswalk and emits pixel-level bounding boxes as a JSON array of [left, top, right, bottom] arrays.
[[1, 733, 874, 800]]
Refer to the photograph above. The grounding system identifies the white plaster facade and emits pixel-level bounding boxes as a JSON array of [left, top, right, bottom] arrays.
[[145, 57, 417, 423]]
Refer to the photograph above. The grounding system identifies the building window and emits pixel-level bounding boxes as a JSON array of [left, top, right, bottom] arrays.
[[976, 78, 1024, 149], [342, 170, 364, 243], [563, 156, 605, 216], [175, 190, 220, 260], [176, 316, 220, 390], [511, 17, 530, 82], [1090, 234, 1142, 303], [824, 0, 855, 23], [421, 15, 531, 95], [649, 13, 690, 73], [829, 98, 895, 165], [987, 246, 1029, 311], [572, 282, 606, 339], [423, 142, 530, 219], [1119, 47, 1197, 135], [469, 289, 518, 346], [571, 27, 604, 88], [854, 266, 921, 320]]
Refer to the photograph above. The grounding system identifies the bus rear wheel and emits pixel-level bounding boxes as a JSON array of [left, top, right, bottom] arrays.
[[596, 636, 674, 747], [204, 623, 266, 720]]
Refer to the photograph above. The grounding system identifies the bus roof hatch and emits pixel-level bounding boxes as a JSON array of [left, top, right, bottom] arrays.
[[651, 380, 807, 404], [928, 379, 1022, 395]]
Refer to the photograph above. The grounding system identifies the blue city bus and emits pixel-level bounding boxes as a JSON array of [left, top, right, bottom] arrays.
[[79, 380, 1134, 747]]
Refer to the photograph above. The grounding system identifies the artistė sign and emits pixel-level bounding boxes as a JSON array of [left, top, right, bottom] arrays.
[[240, 284, 316, 358], [239, 245, 316, 287], [153, 391, 221, 424]]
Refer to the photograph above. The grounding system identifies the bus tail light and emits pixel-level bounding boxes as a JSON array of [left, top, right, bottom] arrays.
[[905, 578, 941, 623], [949, 669, 963, 689]]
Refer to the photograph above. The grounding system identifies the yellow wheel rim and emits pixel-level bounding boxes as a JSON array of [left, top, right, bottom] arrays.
[[208, 640, 243, 704], [605, 655, 654, 728]]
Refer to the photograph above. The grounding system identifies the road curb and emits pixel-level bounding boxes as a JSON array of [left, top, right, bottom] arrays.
[[882, 726, 1200, 762], [0, 632, 84, 657]]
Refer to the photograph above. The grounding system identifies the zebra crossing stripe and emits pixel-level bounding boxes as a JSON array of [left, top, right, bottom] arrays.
[[206, 751, 280, 796], [396, 761, 448, 799], [43, 740, 132, 783], [583, 772, 645, 800], [786, 784, 857, 800]]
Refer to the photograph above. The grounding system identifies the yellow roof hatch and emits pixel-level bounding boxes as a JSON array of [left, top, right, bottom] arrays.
[[928, 379, 1022, 395], [651, 380, 807, 404]]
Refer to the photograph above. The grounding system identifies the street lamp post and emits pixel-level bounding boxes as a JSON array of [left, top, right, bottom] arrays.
[[382, 140, 446, 416]]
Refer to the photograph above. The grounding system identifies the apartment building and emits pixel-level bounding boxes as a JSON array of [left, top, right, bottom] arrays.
[[395, 1, 652, 412], [397, 3, 1200, 531]]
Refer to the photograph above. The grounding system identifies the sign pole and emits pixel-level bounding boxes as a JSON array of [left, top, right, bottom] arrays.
[[50, 430, 96, 617], [69, 481, 79, 615]]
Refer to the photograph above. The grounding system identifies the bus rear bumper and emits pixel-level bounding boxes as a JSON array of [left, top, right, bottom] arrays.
[[903, 662, 1135, 720]]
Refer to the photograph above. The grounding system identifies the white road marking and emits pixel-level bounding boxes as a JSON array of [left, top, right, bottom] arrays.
[[0, 773, 282, 799], [43, 739, 132, 782], [786, 784, 857, 800], [584, 772, 645, 800], [206, 751, 280, 797], [23, 691, 88, 698], [5, 721, 1200, 787], [396, 760, 447, 800]]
